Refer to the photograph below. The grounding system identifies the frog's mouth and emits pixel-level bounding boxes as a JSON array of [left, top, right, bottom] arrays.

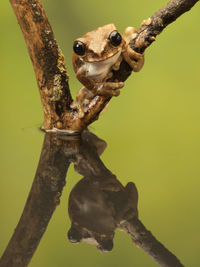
[[85, 50, 121, 80], [86, 49, 121, 63]]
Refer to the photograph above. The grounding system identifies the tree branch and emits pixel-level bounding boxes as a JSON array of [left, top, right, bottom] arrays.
[[130, 0, 199, 53], [9, 0, 74, 130], [10, 0, 199, 132]]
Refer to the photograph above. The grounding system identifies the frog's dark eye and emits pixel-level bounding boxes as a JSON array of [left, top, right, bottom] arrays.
[[108, 31, 122, 47], [68, 227, 82, 243], [97, 239, 113, 252], [73, 41, 86, 56]]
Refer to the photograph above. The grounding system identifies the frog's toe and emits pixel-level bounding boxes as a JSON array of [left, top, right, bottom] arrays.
[[105, 81, 124, 90], [111, 89, 120, 96], [117, 82, 124, 89], [71, 101, 84, 118], [70, 101, 78, 110], [78, 109, 85, 118]]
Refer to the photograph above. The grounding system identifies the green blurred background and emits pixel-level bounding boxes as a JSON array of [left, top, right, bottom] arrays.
[[0, 0, 200, 266]]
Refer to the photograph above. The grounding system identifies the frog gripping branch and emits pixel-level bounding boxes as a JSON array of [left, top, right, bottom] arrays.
[[71, 24, 144, 118], [9, 0, 199, 133]]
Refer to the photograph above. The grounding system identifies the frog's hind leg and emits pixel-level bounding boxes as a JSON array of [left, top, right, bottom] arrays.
[[70, 87, 92, 118]]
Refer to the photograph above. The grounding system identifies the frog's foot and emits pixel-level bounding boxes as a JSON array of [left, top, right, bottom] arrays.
[[70, 101, 85, 118], [123, 26, 137, 44], [97, 82, 124, 97], [123, 45, 144, 72], [122, 26, 144, 72]]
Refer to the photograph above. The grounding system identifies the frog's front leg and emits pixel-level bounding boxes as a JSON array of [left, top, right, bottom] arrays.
[[97, 81, 124, 97], [122, 27, 144, 72], [71, 68, 97, 118]]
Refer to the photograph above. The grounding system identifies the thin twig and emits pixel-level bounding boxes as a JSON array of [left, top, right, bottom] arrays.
[[131, 0, 200, 53], [117, 0, 200, 78]]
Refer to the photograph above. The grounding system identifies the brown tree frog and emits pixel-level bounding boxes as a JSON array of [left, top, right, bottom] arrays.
[[71, 24, 144, 117]]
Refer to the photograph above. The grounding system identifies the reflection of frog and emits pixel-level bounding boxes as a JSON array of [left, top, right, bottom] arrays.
[[71, 24, 144, 117], [68, 175, 138, 252]]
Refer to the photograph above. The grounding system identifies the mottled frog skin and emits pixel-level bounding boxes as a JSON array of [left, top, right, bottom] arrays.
[[71, 24, 144, 117]]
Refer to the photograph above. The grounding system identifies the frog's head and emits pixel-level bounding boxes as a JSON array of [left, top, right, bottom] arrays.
[[73, 24, 124, 63], [67, 225, 114, 253]]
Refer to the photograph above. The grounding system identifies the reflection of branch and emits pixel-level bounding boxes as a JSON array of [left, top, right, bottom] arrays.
[[120, 218, 184, 267], [67, 132, 184, 266], [10, 0, 199, 132], [0, 131, 185, 266], [0, 133, 70, 267]]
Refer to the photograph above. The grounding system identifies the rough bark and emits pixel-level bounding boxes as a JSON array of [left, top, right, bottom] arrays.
[[9, 0, 199, 131], [131, 0, 199, 53], [9, 0, 74, 130]]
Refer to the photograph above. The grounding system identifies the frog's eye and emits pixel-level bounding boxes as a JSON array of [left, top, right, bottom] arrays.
[[108, 31, 122, 47], [97, 239, 113, 252], [68, 227, 82, 243], [73, 41, 86, 56]]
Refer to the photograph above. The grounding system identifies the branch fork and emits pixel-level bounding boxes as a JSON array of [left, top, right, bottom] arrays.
[[9, 0, 199, 132]]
